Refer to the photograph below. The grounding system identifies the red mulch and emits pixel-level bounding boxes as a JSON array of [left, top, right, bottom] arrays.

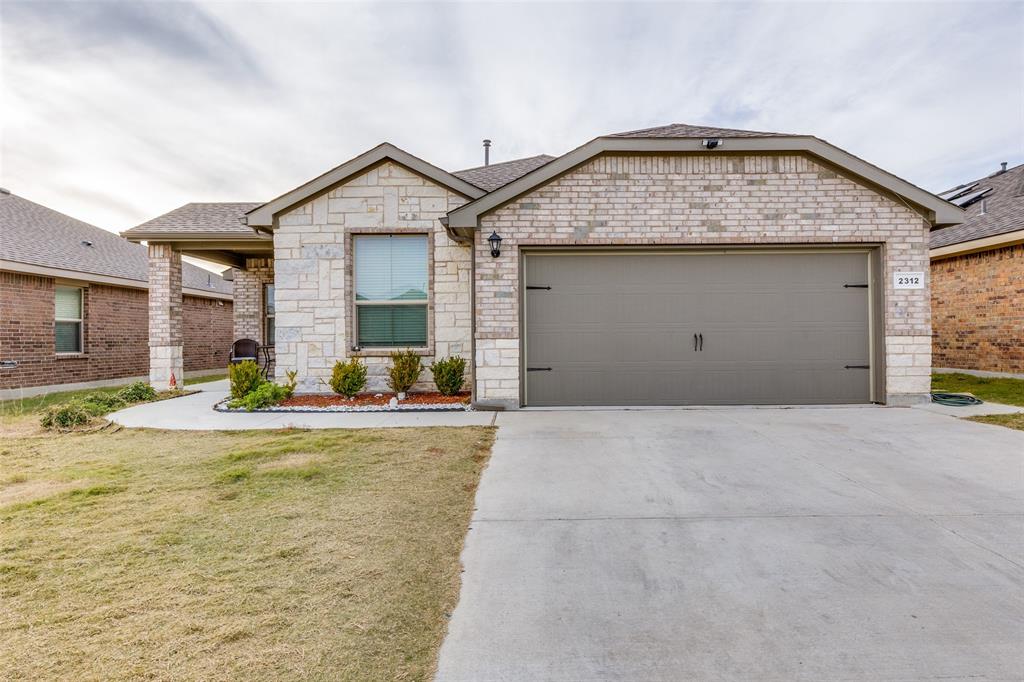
[[280, 391, 471, 408]]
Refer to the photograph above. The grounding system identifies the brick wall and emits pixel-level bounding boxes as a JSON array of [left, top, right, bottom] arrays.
[[0, 270, 233, 391], [474, 153, 932, 405], [272, 161, 471, 392], [232, 258, 275, 372], [931, 244, 1024, 374]]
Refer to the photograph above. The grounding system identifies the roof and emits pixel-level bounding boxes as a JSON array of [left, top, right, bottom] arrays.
[[245, 143, 485, 228], [445, 125, 964, 231], [930, 162, 1024, 249], [608, 123, 792, 138], [123, 202, 263, 239], [0, 191, 232, 297], [453, 154, 557, 191]]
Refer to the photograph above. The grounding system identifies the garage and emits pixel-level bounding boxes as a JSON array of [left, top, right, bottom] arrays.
[[522, 249, 877, 406]]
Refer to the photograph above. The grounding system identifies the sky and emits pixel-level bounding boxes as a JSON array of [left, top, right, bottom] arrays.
[[2, 0, 1022, 238]]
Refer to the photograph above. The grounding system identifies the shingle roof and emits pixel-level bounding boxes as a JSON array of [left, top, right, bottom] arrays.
[[453, 155, 556, 191], [607, 122, 793, 138], [930, 163, 1024, 249], [123, 202, 263, 238], [0, 191, 232, 296]]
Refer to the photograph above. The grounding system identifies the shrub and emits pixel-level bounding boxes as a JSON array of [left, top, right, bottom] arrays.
[[116, 381, 157, 403], [80, 392, 126, 414], [41, 402, 94, 431], [228, 382, 288, 411], [430, 356, 466, 396], [387, 350, 422, 394], [229, 361, 265, 399], [282, 370, 298, 399], [330, 359, 367, 398]]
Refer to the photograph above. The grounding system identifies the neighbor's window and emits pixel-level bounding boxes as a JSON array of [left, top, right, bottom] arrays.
[[354, 234, 428, 347], [55, 286, 83, 353], [264, 283, 275, 346]]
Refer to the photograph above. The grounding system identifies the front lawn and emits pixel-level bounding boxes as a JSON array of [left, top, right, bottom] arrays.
[[967, 413, 1024, 432], [932, 372, 1024, 407], [0, 407, 493, 680]]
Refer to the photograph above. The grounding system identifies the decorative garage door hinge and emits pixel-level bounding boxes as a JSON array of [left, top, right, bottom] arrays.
[[526, 285, 551, 290], [843, 284, 869, 288], [527, 367, 553, 372], [844, 365, 870, 369]]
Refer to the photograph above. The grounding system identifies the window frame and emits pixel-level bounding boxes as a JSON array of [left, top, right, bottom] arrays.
[[348, 230, 433, 355], [54, 285, 84, 355], [263, 282, 275, 347]]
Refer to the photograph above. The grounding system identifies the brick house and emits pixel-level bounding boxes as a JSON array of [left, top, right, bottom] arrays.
[[0, 190, 234, 398], [930, 162, 1024, 377], [123, 123, 962, 407]]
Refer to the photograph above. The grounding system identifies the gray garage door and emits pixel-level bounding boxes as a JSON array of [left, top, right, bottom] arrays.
[[523, 251, 872, 406]]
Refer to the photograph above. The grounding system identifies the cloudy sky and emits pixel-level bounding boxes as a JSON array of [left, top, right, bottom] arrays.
[[2, 0, 1022, 236]]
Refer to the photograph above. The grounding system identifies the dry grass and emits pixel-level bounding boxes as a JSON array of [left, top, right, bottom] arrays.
[[967, 413, 1024, 431], [0, 418, 494, 681]]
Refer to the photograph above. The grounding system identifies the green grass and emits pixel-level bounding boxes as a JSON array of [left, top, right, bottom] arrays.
[[185, 373, 228, 386], [0, 418, 495, 680], [932, 372, 1024, 407], [967, 413, 1024, 432]]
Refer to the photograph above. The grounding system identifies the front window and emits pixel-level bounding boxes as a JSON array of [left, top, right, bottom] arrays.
[[354, 234, 428, 347], [55, 286, 83, 353], [264, 283, 275, 346]]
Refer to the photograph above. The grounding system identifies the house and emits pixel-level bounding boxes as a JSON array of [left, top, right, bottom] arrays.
[[0, 190, 234, 398], [930, 162, 1023, 377], [122, 123, 963, 407]]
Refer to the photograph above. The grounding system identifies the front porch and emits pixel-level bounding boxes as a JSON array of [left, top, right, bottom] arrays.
[[123, 203, 275, 389]]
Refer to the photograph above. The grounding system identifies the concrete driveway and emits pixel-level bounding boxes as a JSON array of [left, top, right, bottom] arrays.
[[436, 407, 1024, 681]]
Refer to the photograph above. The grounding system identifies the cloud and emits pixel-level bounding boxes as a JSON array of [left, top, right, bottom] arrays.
[[1, 0, 1021, 239]]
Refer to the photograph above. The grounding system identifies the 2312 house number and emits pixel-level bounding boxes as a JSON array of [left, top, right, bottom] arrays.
[[893, 272, 924, 289]]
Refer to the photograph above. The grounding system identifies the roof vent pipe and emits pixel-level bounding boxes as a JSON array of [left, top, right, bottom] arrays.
[[483, 139, 491, 166], [1001, 161, 1008, 173]]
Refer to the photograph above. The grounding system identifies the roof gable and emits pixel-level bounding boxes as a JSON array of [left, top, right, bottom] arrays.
[[246, 143, 486, 228], [445, 132, 964, 230]]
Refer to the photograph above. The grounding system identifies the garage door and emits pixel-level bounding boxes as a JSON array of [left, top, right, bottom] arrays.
[[523, 250, 872, 406]]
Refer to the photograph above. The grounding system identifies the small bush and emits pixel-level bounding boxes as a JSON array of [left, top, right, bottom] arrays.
[[282, 370, 298, 399], [230, 361, 265, 400], [228, 382, 288, 411], [41, 402, 94, 431], [115, 381, 157, 403], [430, 356, 466, 396], [387, 350, 422, 394], [80, 392, 126, 414], [330, 358, 367, 398]]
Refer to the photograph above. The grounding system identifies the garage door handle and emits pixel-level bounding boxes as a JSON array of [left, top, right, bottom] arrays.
[[699, 333, 703, 352], [694, 334, 698, 352]]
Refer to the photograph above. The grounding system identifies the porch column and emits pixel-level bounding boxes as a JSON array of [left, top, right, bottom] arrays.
[[148, 243, 183, 389]]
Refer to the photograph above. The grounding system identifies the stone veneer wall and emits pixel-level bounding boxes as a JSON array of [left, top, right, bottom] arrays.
[[272, 161, 471, 392], [148, 243, 183, 389], [474, 153, 932, 406], [931, 244, 1024, 374]]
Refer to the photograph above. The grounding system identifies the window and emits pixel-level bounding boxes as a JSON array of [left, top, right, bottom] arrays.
[[55, 286, 83, 353], [264, 283, 275, 346], [354, 234, 428, 347]]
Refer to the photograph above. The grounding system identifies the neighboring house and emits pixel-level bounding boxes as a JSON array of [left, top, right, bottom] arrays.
[[123, 123, 962, 407], [0, 190, 234, 398], [930, 162, 1024, 377]]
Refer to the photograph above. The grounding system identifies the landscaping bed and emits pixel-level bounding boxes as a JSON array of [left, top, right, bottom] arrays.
[[216, 391, 472, 413]]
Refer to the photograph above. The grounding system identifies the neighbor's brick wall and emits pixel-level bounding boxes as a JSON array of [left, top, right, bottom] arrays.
[[0, 270, 233, 391], [272, 161, 471, 392], [931, 244, 1024, 374], [475, 153, 932, 404]]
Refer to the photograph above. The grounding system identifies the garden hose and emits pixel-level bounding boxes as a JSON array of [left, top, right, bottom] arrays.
[[930, 392, 984, 406]]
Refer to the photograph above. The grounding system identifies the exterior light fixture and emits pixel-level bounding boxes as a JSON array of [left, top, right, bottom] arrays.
[[487, 231, 502, 258]]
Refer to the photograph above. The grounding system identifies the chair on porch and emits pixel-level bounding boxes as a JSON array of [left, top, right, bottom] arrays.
[[229, 338, 269, 378]]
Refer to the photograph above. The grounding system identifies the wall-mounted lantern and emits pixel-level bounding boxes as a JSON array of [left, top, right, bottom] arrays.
[[487, 231, 503, 258]]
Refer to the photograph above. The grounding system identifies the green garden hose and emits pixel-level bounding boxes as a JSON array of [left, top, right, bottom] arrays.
[[931, 392, 984, 406]]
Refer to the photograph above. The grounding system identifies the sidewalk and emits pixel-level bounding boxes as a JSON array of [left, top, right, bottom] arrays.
[[109, 380, 496, 430]]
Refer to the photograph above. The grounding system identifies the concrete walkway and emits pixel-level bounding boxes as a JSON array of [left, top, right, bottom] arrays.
[[435, 406, 1024, 681], [109, 380, 495, 429]]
